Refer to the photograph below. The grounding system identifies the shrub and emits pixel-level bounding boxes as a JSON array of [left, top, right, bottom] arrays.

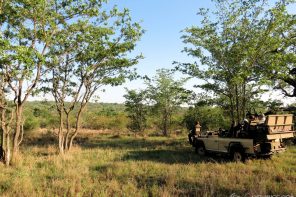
[[24, 117, 39, 132]]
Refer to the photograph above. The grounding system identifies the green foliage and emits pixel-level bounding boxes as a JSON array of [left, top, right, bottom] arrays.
[[84, 113, 128, 131], [183, 105, 231, 132], [81, 104, 128, 131], [253, 1, 296, 97], [176, 0, 295, 123], [23, 101, 59, 129], [124, 89, 148, 133], [46, 0, 144, 99], [23, 116, 39, 132], [20, 101, 193, 135], [146, 69, 190, 135]]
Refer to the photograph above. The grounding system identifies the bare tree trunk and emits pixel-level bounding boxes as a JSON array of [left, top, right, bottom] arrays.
[[1, 106, 13, 166], [64, 113, 70, 151], [229, 94, 235, 123], [235, 85, 240, 124], [68, 105, 85, 151], [58, 111, 64, 154], [1, 108, 6, 164], [163, 119, 168, 136], [162, 108, 169, 136], [13, 104, 22, 157], [228, 85, 236, 124], [242, 83, 246, 119], [5, 132, 10, 166], [1, 126, 4, 148]]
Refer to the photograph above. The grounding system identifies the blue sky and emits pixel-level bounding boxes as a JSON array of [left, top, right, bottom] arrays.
[[98, 0, 214, 103], [97, 0, 296, 104]]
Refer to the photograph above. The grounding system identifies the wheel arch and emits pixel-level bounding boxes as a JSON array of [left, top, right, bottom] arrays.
[[228, 142, 245, 154], [194, 139, 205, 148]]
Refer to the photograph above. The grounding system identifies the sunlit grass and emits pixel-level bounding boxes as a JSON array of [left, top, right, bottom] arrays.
[[0, 132, 295, 196]]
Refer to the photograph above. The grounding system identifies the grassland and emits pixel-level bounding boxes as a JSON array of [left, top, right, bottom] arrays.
[[0, 131, 295, 197]]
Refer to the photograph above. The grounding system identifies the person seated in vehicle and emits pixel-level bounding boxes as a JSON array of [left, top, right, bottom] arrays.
[[233, 123, 242, 137], [240, 118, 251, 138], [228, 121, 242, 138], [218, 128, 227, 137], [195, 121, 201, 136], [227, 121, 235, 137], [249, 114, 258, 125], [257, 113, 266, 125], [188, 121, 200, 144]]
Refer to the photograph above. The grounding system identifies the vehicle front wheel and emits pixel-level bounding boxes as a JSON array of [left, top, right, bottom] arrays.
[[195, 145, 206, 156], [231, 150, 245, 162]]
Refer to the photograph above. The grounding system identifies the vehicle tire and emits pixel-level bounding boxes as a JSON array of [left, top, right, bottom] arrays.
[[195, 144, 206, 156], [231, 149, 245, 162]]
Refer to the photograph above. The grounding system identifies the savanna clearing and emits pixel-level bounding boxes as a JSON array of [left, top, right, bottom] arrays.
[[0, 130, 295, 197]]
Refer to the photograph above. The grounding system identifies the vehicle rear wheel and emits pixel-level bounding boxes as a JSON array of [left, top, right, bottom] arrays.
[[231, 150, 245, 162], [195, 145, 206, 156]]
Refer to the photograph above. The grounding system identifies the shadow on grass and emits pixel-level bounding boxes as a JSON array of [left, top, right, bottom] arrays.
[[23, 133, 185, 152], [79, 136, 231, 164], [76, 136, 185, 150], [24, 133, 230, 163], [121, 149, 205, 164], [121, 149, 229, 164], [23, 132, 57, 147]]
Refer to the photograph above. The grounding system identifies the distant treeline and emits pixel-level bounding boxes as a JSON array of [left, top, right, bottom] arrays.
[[22, 101, 183, 133], [22, 101, 234, 135]]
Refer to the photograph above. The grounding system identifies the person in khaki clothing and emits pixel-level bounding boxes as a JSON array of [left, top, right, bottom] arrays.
[[195, 121, 201, 136], [188, 121, 202, 144]]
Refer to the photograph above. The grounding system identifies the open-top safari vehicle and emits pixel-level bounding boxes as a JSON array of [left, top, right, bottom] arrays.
[[189, 114, 295, 162]]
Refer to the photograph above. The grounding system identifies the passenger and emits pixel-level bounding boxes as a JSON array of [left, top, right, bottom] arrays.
[[218, 128, 224, 137], [249, 115, 258, 126], [243, 118, 250, 135], [258, 113, 266, 124], [188, 121, 199, 145], [228, 121, 235, 137], [195, 121, 201, 136], [233, 123, 242, 137]]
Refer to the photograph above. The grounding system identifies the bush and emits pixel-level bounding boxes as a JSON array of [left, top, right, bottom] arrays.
[[24, 117, 39, 132], [183, 106, 231, 132]]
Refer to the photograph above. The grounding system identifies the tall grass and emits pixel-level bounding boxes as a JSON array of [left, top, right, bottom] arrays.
[[0, 132, 295, 197]]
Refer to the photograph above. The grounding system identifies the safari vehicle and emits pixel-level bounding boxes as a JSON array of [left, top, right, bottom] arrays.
[[189, 114, 295, 162]]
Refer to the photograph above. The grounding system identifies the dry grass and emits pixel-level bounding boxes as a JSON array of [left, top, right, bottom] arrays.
[[0, 131, 295, 197]]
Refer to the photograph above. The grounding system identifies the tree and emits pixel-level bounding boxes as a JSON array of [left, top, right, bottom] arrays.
[[146, 69, 189, 136], [254, 1, 296, 97], [0, 0, 57, 164], [124, 89, 148, 134], [45, 2, 143, 153], [0, 0, 141, 163], [0, 78, 14, 165], [176, 0, 287, 123]]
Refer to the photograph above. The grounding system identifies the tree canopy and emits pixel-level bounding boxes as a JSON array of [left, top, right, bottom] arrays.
[[0, 0, 143, 162], [146, 69, 189, 135], [176, 0, 296, 123]]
